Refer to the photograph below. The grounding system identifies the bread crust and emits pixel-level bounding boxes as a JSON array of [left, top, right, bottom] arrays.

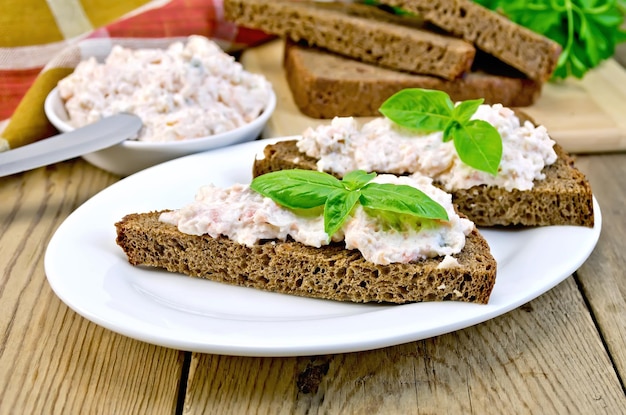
[[376, 0, 562, 82], [115, 211, 497, 304], [224, 0, 475, 80], [253, 140, 594, 228], [283, 40, 542, 118]]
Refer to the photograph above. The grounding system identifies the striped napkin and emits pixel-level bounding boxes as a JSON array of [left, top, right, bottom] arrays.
[[0, 0, 271, 151]]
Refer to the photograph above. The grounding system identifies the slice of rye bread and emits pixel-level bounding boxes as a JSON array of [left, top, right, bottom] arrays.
[[223, 0, 475, 80], [376, 0, 562, 82], [115, 211, 497, 304], [283, 39, 542, 118], [252, 140, 595, 228]]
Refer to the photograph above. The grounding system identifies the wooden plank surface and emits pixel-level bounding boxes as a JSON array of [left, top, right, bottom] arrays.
[[0, 161, 183, 414], [2, 36, 626, 415], [182, 277, 626, 414], [573, 154, 626, 379], [173, 40, 626, 414], [243, 40, 626, 154]]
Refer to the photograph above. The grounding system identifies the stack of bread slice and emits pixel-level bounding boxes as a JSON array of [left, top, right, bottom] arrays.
[[224, 0, 562, 118]]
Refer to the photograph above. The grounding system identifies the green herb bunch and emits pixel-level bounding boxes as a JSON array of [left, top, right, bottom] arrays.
[[250, 169, 449, 239], [474, 0, 626, 79]]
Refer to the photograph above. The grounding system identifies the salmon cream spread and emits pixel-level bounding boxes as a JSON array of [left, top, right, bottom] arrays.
[[296, 104, 557, 191], [159, 174, 474, 266], [58, 36, 272, 142]]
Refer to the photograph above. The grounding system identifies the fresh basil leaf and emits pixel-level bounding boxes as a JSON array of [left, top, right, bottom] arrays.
[[250, 169, 342, 209], [380, 88, 503, 173], [341, 170, 376, 191], [324, 189, 360, 237], [379, 88, 454, 132], [359, 183, 449, 221], [252, 168, 450, 238], [442, 120, 459, 143], [452, 98, 484, 125], [363, 209, 418, 232], [451, 120, 502, 175]]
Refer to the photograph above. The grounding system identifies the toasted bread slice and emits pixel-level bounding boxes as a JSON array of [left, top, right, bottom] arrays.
[[115, 211, 497, 304], [376, 0, 562, 82], [283, 39, 542, 118], [253, 141, 594, 228], [224, 0, 475, 80]]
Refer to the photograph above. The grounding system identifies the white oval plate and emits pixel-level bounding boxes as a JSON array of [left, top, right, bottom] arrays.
[[44, 138, 602, 356]]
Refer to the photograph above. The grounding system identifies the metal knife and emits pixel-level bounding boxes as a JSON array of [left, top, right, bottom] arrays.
[[0, 113, 142, 177]]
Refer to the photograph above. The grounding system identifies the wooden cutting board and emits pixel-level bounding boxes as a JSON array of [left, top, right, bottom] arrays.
[[242, 40, 626, 154]]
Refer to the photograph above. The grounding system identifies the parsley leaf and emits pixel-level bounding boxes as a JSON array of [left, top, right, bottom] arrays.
[[250, 169, 449, 238], [474, 0, 626, 79], [379, 88, 502, 175]]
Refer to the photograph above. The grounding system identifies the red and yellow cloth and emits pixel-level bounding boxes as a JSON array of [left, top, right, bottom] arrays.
[[0, 0, 271, 150]]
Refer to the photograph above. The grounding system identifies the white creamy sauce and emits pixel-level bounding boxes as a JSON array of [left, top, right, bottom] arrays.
[[58, 35, 272, 142], [437, 255, 460, 269], [297, 104, 557, 191], [159, 174, 475, 265]]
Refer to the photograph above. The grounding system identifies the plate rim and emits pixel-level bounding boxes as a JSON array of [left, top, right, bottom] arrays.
[[44, 138, 602, 356]]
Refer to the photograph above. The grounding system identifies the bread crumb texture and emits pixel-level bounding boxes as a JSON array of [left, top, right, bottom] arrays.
[[284, 40, 542, 118], [253, 140, 594, 228], [224, 0, 475, 79], [376, 0, 561, 82], [116, 212, 497, 304]]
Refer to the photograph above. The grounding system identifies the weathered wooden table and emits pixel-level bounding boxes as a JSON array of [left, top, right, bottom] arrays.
[[1, 47, 625, 415]]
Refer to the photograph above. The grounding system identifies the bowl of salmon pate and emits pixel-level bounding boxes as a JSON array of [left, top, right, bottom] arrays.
[[45, 36, 276, 176]]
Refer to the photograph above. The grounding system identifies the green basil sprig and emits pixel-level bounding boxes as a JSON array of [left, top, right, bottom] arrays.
[[250, 169, 449, 238], [379, 88, 503, 176]]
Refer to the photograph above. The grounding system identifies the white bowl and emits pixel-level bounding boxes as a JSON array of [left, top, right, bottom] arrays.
[[45, 86, 276, 176]]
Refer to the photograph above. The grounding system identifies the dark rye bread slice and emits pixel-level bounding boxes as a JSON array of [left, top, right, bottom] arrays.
[[223, 0, 475, 80], [284, 40, 542, 118], [376, 0, 562, 82], [115, 211, 497, 304], [253, 141, 594, 228]]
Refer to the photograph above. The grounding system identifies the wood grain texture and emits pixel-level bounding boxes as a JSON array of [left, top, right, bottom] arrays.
[[183, 277, 626, 414], [2, 33, 626, 415], [0, 160, 183, 414], [573, 154, 626, 379]]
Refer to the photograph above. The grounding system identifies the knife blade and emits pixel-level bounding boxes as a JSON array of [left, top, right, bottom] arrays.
[[0, 113, 142, 177]]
